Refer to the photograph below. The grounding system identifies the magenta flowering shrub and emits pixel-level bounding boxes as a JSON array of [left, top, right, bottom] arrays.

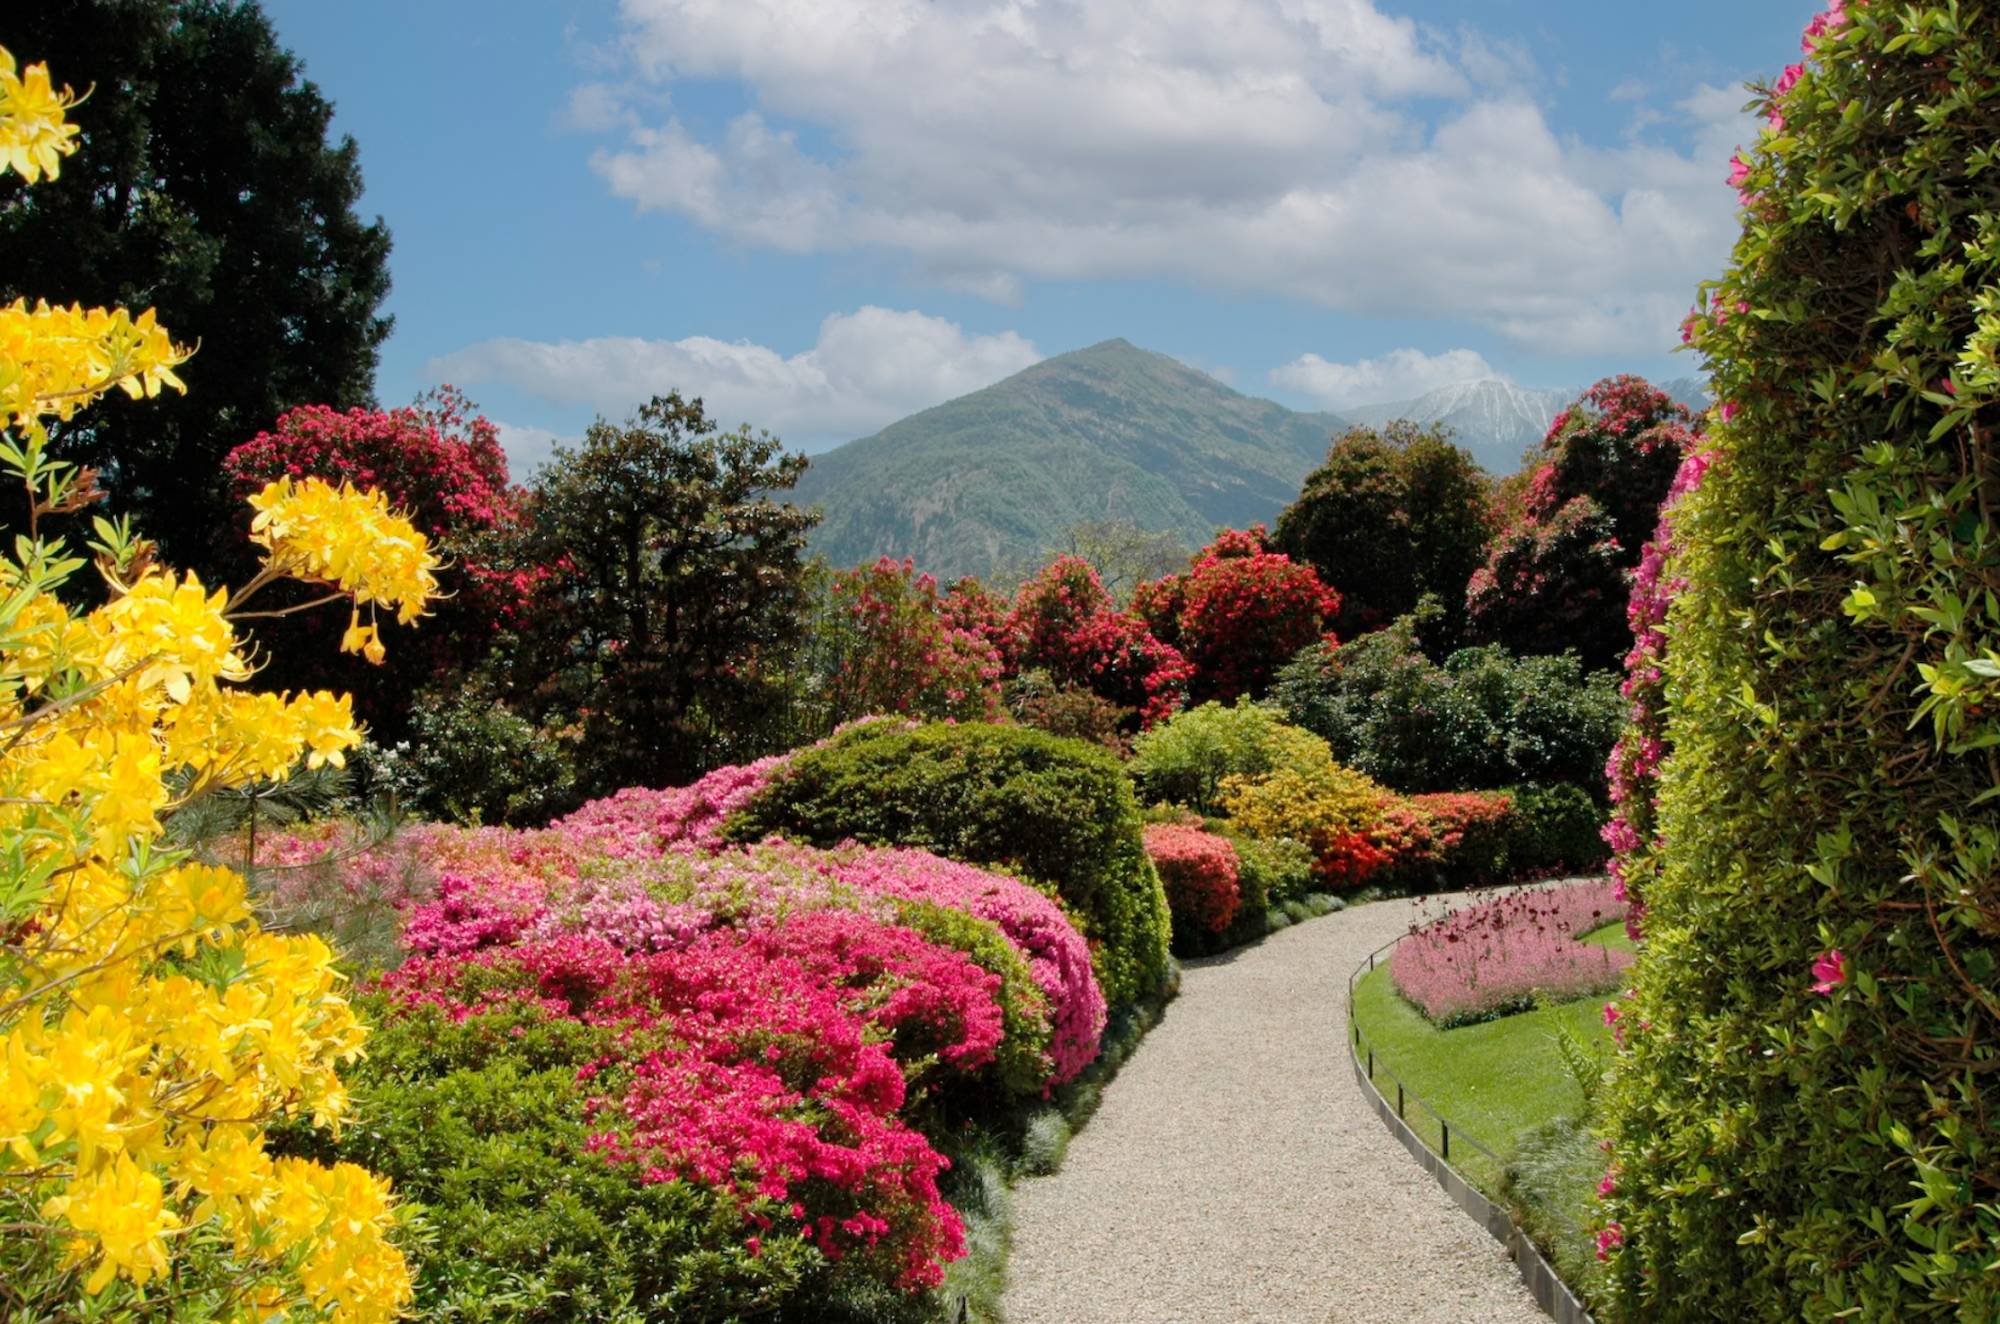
[[734, 843, 1106, 1086], [1141, 823, 1242, 940], [555, 754, 792, 859], [378, 922, 984, 1290], [1603, 448, 1713, 939], [1389, 881, 1633, 1026]]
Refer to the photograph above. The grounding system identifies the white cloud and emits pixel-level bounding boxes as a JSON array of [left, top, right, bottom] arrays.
[[492, 421, 566, 478], [580, 0, 1753, 354], [1272, 347, 1499, 408], [431, 307, 1041, 448]]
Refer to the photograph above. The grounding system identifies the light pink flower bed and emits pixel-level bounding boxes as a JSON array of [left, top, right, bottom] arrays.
[[1389, 881, 1633, 1025]]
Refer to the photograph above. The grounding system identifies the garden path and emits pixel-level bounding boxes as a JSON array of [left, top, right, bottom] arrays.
[[1003, 894, 1548, 1324]]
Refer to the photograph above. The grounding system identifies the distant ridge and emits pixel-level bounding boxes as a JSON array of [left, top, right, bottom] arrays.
[[794, 342, 1714, 582], [794, 340, 1346, 582]]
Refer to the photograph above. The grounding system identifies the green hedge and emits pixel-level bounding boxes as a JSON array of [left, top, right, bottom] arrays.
[[1601, 6, 2000, 1321], [1503, 783, 1608, 878], [727, 721, 1172, 1009]]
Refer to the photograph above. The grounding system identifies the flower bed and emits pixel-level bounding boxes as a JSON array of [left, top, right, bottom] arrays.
[[1389, 882, 1632, 1026]]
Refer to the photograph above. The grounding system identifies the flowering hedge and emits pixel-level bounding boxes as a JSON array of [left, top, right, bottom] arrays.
[[1142, 823, 1241, 944], [1389, 881, 1630, 1026], [1600, 4, 2000, 1318], [728, 720, 1174, 1011]]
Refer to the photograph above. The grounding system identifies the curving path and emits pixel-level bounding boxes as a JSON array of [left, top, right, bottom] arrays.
[[1003, 894, 1548, 1324]]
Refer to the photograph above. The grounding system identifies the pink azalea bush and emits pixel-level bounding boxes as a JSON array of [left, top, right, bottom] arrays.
[[1390, 881, 1634, 1025], [1142, 823, 1242, 938], [379, 920, 989, 1290]]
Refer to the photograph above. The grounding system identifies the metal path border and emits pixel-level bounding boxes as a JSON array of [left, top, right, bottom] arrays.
[[1346, 937, 1599, 1324]]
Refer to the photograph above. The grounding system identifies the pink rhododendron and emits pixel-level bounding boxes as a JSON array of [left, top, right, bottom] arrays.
[[1143, 822, 1242, 935], [1811, 948, 1847, 994]]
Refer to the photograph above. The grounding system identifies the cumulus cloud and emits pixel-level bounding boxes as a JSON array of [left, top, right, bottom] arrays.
[[577, 0, 1753, 354], [431, 307, 1041, 449], [492, 421, 567, 478], [1272, 347, 1499, 409]]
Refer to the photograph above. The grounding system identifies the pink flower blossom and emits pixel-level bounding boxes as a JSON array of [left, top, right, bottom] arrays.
[[1596, 1222, 1625, 1261], [1811, 948, 1847, 994]]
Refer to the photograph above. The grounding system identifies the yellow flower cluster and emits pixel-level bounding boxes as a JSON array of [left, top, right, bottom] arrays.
[[248, 477, 440, 663], [0, 47, 416, 1322], [0, 48, 79, 183]]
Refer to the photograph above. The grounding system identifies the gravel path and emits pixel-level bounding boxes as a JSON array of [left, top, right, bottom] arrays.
[[1002, 895, 1549, 1324]]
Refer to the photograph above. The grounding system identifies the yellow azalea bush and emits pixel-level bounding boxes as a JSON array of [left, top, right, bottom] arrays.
[[0, 49, 425, 1321], [1218, 759, 1393, 849]]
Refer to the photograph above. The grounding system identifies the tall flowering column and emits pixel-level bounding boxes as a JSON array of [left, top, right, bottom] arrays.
[[0, 49, 427, 1321]]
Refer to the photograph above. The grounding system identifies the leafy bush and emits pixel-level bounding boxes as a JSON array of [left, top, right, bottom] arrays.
[[1142, 823, 1241, 951], [1272, 421, 1495, 637], [277, 986, 943, 1324], [1128, 699, 1333, 814], [726, 721, 1173, 1010], [368, 687, 580, 825], [1269, 619, 1623, 794], [1222, 831, 1315, 913], [1218, 758, 1394, 888], [1372, 791, 1516, 893], [1131, 526, 1341, 703], [1006, 555, 1191, 729], [1504, 782, 1610, 878], [1002, 668, 1133, 753], [1465, 377, 1699, 669], [1600, 6, 2000, 1319]]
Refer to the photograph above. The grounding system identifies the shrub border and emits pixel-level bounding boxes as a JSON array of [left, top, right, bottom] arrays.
[[1345, 933, 1597, 1324]]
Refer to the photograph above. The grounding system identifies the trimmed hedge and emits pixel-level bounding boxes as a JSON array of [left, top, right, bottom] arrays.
[[726, 722, 1172, 1010], [1601, 6, 2000, 1321]]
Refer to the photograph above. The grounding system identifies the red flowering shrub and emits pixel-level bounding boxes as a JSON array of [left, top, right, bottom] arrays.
[[379, 923, 984, 1290], [1466, 377, 1700, 667], [821, 558, 1003, 725], [222, 386, 536, 725], [1385, 791, 1516, 890], [1008, 555, 1191, 728], [1135, 526, 1341, 703], [1142, 823, 1242, 941]]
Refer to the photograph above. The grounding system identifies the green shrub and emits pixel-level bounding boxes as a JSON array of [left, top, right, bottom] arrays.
[[1503, 1115, 1610, 1314], [1268, 620, 1622, 795], [271, 1001, 918, 1324], [366, 687, 580, 825], [1222, 831, 1315, 912], [1601, 6, 2000, 1320], [726, 721, 1172, 1009], [1128, 699, 1331, 813], [1504, 783, 1608, 878]]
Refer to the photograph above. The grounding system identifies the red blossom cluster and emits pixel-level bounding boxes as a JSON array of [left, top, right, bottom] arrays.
[[1142, 823, 1242, 935], [1134, 526, 1341, 704], [1006, 556, 1192, 728], [825, 558, 1003, 723], [1466, 377, 1700, 666], [380, 922, 987, 1289]]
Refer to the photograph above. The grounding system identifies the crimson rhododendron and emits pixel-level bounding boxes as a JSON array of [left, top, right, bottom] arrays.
[[1135, 526, 1341, 703], [1142, 823, 1242, 935], [1008, 555, 1191, 727]]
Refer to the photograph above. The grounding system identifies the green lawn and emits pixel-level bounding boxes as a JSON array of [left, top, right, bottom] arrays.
[[1349, 923, 1629, 1194]]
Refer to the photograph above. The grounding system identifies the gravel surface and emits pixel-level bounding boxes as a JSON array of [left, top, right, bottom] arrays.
[[1003, 895, 1550, 1324]]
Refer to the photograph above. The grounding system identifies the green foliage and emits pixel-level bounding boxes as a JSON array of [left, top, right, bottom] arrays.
[[1601, 6, 2000, 1320], [1017, 1110, 1073, 1177], [1128, 700, 1332, 813], [367, 687, 581, 826], [1503, 1116, 1611, 1314], [794, 339, 1342, 582], [1002, 669, 1132, 753], [0, 0, 392, 576], [1502, 783, 1608, 877], [1272, 421, 1494, 636], [1268, 618, 1623, 795], [503, 392, 819, 794], [1220, 830, 1315, 913], [726, 721, 1172, 1010], [888, 897, 1056, 1105], [271, 1000, 901, 1324]]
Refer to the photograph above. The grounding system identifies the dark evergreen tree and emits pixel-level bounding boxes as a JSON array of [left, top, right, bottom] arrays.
[[0, 0, 392, 573]]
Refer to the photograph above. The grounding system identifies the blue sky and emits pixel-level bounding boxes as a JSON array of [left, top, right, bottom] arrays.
[[263, 0, 1814, 472]]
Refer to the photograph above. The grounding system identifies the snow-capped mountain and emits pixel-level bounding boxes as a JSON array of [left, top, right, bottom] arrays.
[[1343, 376, 1714, 474]]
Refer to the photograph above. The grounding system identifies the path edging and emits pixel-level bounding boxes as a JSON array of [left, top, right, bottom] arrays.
[[1346, 948, 1598, 1324]]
